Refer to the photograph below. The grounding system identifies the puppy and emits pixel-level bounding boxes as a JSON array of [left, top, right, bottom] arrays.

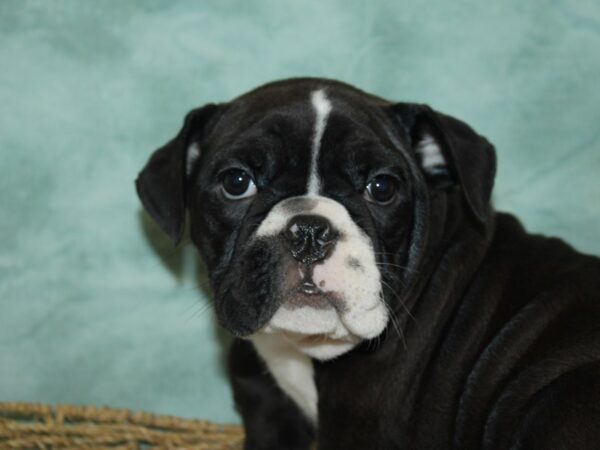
[[136, 78, 600, 450]]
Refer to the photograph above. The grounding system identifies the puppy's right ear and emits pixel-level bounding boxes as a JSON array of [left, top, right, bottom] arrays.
[[392, 103, 496, 224], [136, 104, 220, 245]]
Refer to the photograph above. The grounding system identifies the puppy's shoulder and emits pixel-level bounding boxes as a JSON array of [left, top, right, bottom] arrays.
[[489, 212, 600, 301]]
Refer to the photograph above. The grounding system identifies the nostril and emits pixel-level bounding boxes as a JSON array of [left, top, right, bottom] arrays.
[[284, 214, 338, 263], [316, 236, 334, 247], [288, 223, 300, 238], [316, 224, 338, 248]]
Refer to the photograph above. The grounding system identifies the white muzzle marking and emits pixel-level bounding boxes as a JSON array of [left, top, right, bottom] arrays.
[[254, 195, 388, 360]]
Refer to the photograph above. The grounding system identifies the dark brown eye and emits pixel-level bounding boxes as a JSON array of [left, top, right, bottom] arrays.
[[221, 169, 257, 199], [365, 175, 397, 204]]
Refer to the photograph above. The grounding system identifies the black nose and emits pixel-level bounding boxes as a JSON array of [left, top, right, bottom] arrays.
[[284, 215, 338, 265]]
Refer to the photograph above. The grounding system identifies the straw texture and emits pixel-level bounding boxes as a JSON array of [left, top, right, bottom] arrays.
[[0, 403, 243, 450]]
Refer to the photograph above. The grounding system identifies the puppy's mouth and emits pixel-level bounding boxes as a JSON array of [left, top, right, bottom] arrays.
[[257, 262, 365, 357], [282, 330, 359, 348], [298, 278, 322, 295], [281, 264, 346, 313]]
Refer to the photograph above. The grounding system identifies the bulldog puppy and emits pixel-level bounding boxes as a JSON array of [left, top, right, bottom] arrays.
[[136, 78, 600, 450]]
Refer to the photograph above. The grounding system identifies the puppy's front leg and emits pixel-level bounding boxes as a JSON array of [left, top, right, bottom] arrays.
[[229, 339, 316, 450]]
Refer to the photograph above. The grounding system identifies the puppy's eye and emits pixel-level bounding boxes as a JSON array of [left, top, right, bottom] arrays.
[[365, 175, 397, 204], [221, 169, 257, 200]]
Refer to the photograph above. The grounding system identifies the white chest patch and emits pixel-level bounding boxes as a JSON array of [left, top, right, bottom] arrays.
[[251, 333, 318, 424], [307, 89, 332, 195]]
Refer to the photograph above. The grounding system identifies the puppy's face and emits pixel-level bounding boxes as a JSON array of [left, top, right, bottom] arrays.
[[137, 79, 496, 360]]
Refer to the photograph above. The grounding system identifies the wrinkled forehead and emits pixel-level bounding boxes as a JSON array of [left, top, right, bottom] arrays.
[[200, 84, 410, 192], [208, 82, 400, 149]]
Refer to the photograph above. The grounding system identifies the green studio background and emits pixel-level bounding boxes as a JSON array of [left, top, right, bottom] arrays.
[[1, 0, 599, 424]]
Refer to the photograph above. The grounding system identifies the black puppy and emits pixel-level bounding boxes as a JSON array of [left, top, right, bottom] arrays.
[[136, 78, 600, 450]]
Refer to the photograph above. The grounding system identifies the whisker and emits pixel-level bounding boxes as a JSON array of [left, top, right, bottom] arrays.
[[379, 268, 407, 288], [375, 262, 410, 270], [176, 284, 211, 294], [373, 251, 400, 257], [380, 279, 418, 326], [185, 301, 214, 323], [381, 296, 407, 351], [181, 299, 203, 317], [373, 328, 383, 350]]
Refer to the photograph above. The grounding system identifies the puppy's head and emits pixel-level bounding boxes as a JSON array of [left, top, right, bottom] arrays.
[[136, 78, 495, 360]]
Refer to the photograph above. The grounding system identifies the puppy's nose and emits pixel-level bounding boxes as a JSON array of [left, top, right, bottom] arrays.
[[284, 215, 338, 265]]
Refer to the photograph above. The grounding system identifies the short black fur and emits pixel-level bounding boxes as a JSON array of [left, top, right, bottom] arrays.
[[137, 78, 600, 450]]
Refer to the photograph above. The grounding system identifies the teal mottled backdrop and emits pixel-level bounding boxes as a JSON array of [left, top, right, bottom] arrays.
[[1, 0, 599, 423]]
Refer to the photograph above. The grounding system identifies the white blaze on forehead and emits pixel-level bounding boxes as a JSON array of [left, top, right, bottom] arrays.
[[307, 89, 332, 195]]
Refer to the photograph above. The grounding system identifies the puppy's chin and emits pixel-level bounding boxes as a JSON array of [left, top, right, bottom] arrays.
[[257, 326, 362, 360], [283, 331, 361, 360], [257, 289, 386, 360]]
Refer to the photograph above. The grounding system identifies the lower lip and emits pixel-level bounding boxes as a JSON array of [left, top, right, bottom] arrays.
[[296, 334, 349, 347]]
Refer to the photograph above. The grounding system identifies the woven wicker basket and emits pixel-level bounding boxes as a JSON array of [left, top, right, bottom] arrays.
[[0, 402, 244, 449]]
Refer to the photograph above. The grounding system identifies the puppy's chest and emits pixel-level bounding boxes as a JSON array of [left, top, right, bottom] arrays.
[[251, 335, 318, 424]]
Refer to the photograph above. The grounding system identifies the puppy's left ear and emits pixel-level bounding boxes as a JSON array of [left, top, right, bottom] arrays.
[[393, 103, 497, 224], [136, 104, 220, 245]]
